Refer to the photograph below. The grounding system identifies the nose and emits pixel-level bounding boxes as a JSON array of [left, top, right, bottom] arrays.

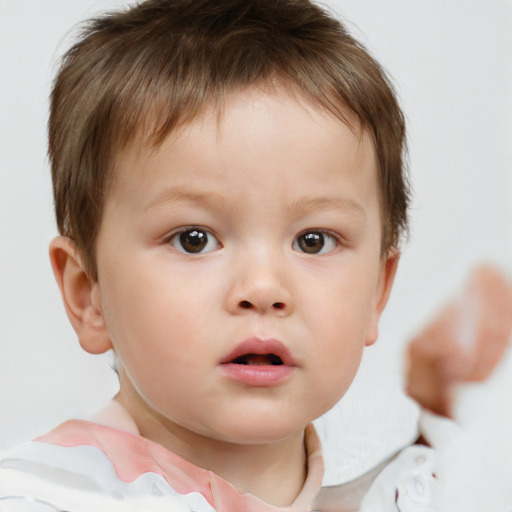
[[225, 255, 294, 317]]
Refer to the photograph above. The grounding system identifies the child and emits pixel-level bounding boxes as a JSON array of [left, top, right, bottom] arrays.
[[0, 0, 508, 510]]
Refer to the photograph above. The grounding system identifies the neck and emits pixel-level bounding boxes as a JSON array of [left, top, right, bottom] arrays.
[[115, 385, 307, 506]]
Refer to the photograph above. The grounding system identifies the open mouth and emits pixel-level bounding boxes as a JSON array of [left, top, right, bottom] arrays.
[[231, 353, 284, 366], [220, 338, 295, 368], [219, 339, 294, 385]]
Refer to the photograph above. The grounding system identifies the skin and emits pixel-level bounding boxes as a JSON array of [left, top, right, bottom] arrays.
[[50, 87, 398, 506], [406, 264, 512, 418]]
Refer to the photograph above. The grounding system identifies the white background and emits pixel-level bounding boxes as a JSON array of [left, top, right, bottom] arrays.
[[0, 0, 510, 479]]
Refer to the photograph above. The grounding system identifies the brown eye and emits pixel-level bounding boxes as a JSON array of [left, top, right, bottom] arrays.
[[294, 231, 337, 254], [171, 229, 219, 254]]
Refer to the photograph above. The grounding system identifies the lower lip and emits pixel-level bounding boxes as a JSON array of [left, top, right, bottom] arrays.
[[219, 363, 294, 386]]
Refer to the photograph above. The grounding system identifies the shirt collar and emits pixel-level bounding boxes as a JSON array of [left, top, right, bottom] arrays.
[[36, 420, 324, 512]]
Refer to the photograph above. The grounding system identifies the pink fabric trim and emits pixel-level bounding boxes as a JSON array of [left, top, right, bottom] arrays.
[[35, 421, 323, 512]]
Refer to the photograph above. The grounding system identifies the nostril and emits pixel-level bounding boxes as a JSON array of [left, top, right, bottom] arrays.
[[240, 300, 252, 309], [272, 302, 285, 310]]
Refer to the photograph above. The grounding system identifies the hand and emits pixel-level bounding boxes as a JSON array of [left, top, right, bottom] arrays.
[[405, 264, 512, 417]]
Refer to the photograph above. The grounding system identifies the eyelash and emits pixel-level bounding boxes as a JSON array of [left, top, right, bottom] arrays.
[[166, 227, 342, 255], [168, 227, 221, 255], [292, 229, 340, 255]]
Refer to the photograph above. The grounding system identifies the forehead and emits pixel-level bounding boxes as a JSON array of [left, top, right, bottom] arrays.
[[109, 87, 379, 214]]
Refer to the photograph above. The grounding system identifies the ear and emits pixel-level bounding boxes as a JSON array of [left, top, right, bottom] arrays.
[[365, 248, 400, 346], [49, 236, 112, 354]]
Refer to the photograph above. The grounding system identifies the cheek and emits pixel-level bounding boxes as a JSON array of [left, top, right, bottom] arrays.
[[297, 262, 378, 406], [102, 270, 214, 413], [304, 317, 365, 418], [309, 311, 366, 382], [304, 265, 378, 340], [100, 261, 206, 365]]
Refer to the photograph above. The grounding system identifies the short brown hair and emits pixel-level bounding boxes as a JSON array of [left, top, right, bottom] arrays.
[[49, 0, 409, 279]]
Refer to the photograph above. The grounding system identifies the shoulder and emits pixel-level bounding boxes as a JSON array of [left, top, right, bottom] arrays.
[[314, 444, 437, 512], [358, 444, 437, 511], [0, 425, 215, 512]]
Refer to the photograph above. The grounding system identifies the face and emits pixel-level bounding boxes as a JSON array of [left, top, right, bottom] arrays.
[[91, 88, 396, 445]]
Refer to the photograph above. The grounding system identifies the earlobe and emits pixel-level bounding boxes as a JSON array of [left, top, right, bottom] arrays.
[[365, 249, 400, 346], [49, 236, 112, 354]]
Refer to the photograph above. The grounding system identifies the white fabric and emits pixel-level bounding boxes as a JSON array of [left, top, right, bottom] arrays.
[[0, 439, 436, 511]]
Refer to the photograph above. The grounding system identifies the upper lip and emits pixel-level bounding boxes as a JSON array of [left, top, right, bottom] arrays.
[[220, 337, 296, 366]]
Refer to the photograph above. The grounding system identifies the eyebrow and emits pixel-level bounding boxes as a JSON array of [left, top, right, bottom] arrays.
[[144, 187, 227, 212], [286, 196, 367, 221], [144, 187, 367, 222]]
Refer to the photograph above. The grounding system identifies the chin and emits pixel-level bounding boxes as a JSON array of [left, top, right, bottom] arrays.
[[204, 413, 312, 445]]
